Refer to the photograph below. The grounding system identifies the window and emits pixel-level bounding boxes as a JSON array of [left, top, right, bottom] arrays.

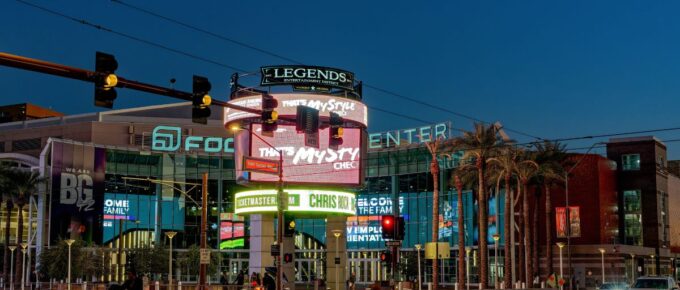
[[622, 154, 641, 171], [623, 190, 642, 246]]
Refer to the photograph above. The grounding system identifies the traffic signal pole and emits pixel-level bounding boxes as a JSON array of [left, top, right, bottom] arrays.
[[0, 52, 262, 114]]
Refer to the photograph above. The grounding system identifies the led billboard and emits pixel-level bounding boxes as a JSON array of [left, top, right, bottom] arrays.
[[234, 189, 356, 216], [244, 124, 362, 185], [102, 193, 185, 244]]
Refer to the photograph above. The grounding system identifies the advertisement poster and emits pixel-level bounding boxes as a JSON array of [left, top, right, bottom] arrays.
[[220, 213, 245, 249], [102, 193, 185, 244], [556, 206, 581, 238], [49, 141, 106, 243]]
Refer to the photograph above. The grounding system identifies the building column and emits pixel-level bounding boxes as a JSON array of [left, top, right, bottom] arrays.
[[326, 216, 348, 290], [249, 214, 275, 277]]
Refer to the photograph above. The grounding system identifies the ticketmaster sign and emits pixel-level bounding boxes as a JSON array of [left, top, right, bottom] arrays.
[[151, 126, 234, 153], [235, 189, 356, 216]]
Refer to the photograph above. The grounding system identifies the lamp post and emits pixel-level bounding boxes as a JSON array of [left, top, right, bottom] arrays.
[[630, 254, 636, 284], [651, 255, 656, 276], [598, 248, 605, 284], [65, 239, 76, 290], [166, 231, 177, 290], [465, 247, 471, 290], [9, 245, 16, 290], [231, 124, 285, 290], [557, 243, 565, 290], [332, 230, 342, 290], [492, 234, 500, 289], [415, 244, 422, 290], [19, 243, 27, 290]]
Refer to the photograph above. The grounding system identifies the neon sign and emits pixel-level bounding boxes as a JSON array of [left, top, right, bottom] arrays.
[[368, 122, 450, 149], [151, 126, 234, 153], [234, 189, 356, 216]]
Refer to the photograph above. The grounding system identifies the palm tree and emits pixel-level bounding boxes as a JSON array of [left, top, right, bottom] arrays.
[[1, 167, 14, 283], [533, 141, 567, 277], [457, 123, 502, 289], [425, 139, 442, 290], [488, 145, 519, 288], [5, 168, 44, 283], [515, 152, 539, 285]]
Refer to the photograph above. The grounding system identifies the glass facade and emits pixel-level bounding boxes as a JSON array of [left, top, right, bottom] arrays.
[[623, 189, 643, 246]]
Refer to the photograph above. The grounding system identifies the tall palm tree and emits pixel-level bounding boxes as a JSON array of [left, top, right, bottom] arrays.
[[0, 166, 7, 281], [515, 152, 539, 285], [458, 123, 502, 289], [488, 146, 519, 288], [425, 139, 442, 290], [5, 168, 44, 283], [534, 141, 567, 277]]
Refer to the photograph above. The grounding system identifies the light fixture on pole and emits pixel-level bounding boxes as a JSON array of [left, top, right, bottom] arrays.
[[332, 230, 343, 290], [651, 254, 656, 276], [19, 243, 27, 290], [166, 231, 177, 290], [557, 242, 565, 290], [492, 234, 500, 288], [65, 239, 76, 290], [630, 253, 636, 284], [465, 247, 471, 290], [598, 248, 605, 283], [415, 244, 422, 290], [8, 245, 16, 290]]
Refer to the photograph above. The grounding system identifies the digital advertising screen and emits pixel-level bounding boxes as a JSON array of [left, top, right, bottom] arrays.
[[220, 213, 246, 249], [244, 124, 362, 185], [102, 193, 185, 244]]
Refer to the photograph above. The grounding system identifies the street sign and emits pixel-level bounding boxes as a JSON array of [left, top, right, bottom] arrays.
[[335, 257, 341, 265], [200, 248, 210, 264], [271, 244, 280, 256], [385, 240, 402, 247], [243, 156, 280, 175], [305, 131, 319, 148], [424, 242, 450, 259]]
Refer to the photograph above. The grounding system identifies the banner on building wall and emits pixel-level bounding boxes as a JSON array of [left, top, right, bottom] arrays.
[[49, 141, 106, 243], [556, 206, 581, 238], [102, 193, 185, 244]]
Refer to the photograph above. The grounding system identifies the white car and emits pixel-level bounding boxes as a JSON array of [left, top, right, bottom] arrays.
[[631, 276, 678, 290]]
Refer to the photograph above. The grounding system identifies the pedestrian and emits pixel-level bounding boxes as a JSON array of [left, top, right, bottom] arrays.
[[263, 271, 275, 290], [347, 272, 356, 290], [220, 271, 228, 285], [233, 270, 245, 286], [121, 270, 143, 290]]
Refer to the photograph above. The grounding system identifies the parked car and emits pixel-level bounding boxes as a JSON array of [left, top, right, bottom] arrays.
[[599, 282, 630, 290], [631, 276, 678, 290]]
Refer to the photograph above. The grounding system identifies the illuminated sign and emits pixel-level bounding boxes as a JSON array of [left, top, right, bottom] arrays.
[[102, 193, 185, 243], [260, 66, 355, 92], [243, 156, 280, 175], [220, 238, 245, 249], [224, 93, 368, 127], [151, 126, 234, 153], [245, 124, 362, 185], [356, 196, 403, 216], [556, 206, 581, 238], [368, 122, 450, 149], [234, 189, 356, 216]]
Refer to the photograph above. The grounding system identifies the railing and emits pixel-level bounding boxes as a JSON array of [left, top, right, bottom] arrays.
[[20, 282, 262, 290]]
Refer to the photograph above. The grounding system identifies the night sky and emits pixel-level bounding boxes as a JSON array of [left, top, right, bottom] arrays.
[[2, 1, 680, 157]]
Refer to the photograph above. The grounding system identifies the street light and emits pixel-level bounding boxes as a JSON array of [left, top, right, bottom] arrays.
[[492, 234, 500, 289], [557, 242, 565, 290], [166, 231, 177, 290], [65, 239, 76, 290], [231, 124, 286, 290], [465, 247, 471, 290], [651, 255, 656, 276], [598, 248, 605, 283], [415, 244, 422, 290], [630, 254, 636, 284], [332, 230, 343, 290], [9, 245, 16, 290], [19, 243, 27, 290]]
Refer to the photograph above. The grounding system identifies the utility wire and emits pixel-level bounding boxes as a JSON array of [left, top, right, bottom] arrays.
[[109, 0, 544, 140]]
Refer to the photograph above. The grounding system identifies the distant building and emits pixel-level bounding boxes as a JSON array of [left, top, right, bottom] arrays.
[[0, 103, 63, 123]]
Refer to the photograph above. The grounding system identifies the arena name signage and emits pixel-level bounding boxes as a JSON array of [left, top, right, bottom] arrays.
[[234, 189, 356, 216], [261, 65, 355, 91], [152, 126, 234, 153], [368, 122, 450, 149]]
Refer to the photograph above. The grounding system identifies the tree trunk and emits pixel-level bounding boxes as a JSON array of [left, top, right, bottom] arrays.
[[545, 184, 554, 276], [523, 182, 533, 286], [15, 204, 23, 284], [517, 182, 525, 285], [3, 202, 12, 283], [478, 162, 489, 289], [456, 176, 466, 290], [533, 190, 539, 279], [431, 157, 440, 290], [503, 174, 512, 288]]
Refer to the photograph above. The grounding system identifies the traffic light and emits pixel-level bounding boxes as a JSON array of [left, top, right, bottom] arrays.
[[284, 217, 296, 237], [379, 251, 392, 264], [192, 75, 212, 124], [261, 94, 278, 132], [283, 253, 293, 264], [296, 106, 319, 134], [381, 215, 395, 240], [94, 52, 118, 108], [329, 112, 344, 146]]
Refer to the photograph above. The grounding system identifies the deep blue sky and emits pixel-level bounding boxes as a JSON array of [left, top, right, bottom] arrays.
[[2, 1, 680, 157]]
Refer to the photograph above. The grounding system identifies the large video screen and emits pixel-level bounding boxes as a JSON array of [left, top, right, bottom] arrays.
[[102, 193, 185, 244], [246, 124, 362, 185]]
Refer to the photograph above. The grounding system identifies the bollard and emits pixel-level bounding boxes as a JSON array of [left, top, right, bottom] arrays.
[[178, 281, 182, 290], [500, 282, 505, 289], [155, 281, 160, 290], [541, 282, 545, 289], [455, 282, 459, 290], [427, 282, 432, 290], [83, 281, 87, 290], [521, 282, 526, 289]]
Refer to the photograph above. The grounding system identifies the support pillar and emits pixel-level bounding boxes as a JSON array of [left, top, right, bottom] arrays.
[[249, 214, 275, 277], [326, 216, 348, 290], [282, 235, 296, 290]]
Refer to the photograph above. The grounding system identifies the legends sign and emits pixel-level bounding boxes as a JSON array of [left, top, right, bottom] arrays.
[[261, 66, 355, 92]]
